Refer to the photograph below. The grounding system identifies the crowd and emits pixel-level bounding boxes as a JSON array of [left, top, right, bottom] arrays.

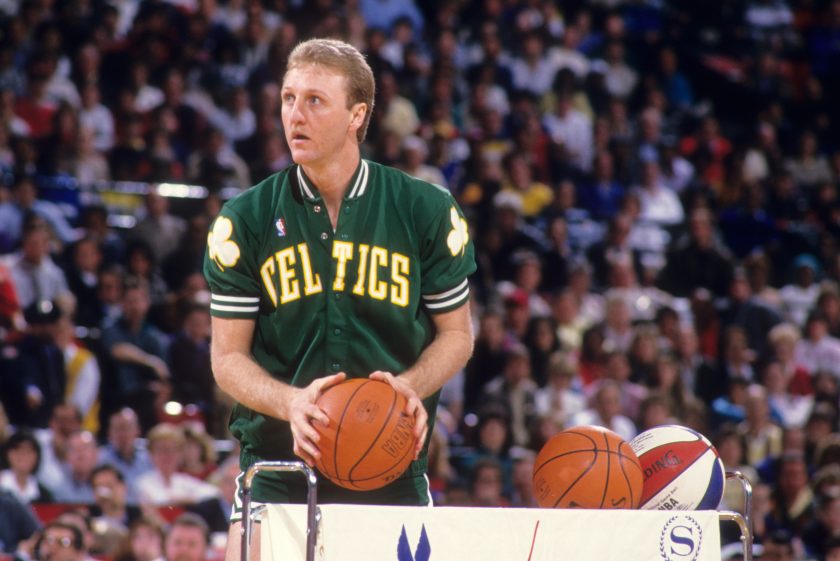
[[0, 0, 839, 559]]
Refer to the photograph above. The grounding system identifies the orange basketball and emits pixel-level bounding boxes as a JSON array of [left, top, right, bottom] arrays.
[[532, 425, 644, 509], [314, 378, 417, 491]]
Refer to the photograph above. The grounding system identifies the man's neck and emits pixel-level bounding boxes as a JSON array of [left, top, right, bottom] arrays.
[[300, 147, 361, 208]]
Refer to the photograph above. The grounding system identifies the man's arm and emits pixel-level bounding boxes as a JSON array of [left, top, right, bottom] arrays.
[[370, 301, 474, 457], [210, 316, 345, 465]]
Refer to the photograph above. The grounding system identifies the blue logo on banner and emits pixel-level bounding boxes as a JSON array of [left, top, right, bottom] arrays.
[[660, 515, 703, 561], [397, 524, 431, 561]]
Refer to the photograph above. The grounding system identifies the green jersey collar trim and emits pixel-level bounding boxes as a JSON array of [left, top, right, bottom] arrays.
[[295, 159, 370, 201]]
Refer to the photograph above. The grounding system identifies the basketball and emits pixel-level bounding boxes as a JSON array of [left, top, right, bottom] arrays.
[[532, 425, 644, 509], [629, 424, 725, 510], [313, 378, 417, 491]]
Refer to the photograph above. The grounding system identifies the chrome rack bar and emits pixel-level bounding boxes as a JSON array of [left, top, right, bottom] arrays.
[[241, 461, 318, 561]]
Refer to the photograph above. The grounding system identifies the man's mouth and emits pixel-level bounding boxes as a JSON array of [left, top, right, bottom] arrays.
[[292, 133, 309, 141]]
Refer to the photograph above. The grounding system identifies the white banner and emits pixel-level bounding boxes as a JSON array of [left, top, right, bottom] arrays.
[[263, 504, 722, 561]]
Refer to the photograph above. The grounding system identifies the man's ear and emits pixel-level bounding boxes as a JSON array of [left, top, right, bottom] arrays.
[[350, 102, 367, 129]]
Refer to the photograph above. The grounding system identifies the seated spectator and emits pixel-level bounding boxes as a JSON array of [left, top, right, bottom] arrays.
[[0, 430, 54, 503], [56, 312, 101, 434], [779, 254, 821, 328], [53, 430, 99, 504], [570, 379, 637, 441], [469, 457, 509, 507], [762, 360, 813, 429], [794, 311, 840, 379], [634, 160, 685, 227], [89, 464, 142, 529], [768, 452, 815, 536], [168, 304, 214, 429], [113, 518, 165, 561], [37, 521, 87, 561], [128, 189, 186, 267], [0, 177, 80, 252], [135, 423, 219, 507], [477, 344, 539, 449], [656, 207, 735, 299], [9, 223, 71, 309], [64, 237, 103, 330], [534, 351, 586, 430], [11, 300, 66, 429], [99, 408, 153, 504], [0, 489, 40, 554], [180, 423, 217, 481], [785, 130, 833, 190], [101, 277, 170, 433], [35, 403, 83, 495], [163, 513, 209, 561]]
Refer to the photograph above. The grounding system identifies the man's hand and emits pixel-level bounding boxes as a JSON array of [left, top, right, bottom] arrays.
[[288, 372, 346, 466], [369, 370, 428, 460]]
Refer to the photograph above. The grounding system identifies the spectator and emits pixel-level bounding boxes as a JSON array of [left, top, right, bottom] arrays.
[[180, 423, 216, 481], [128, 190, 186, 267], [542, 88, 593, 174], [9, 223, 71, 309], [570, 379, 637, 441], [101, 277, 170, 433], [163, 513, 209, 561], [113, 518, 165, 561], [0, 430, 53, 503], [769, 452, 815, 535], [634, 160, 685, 227], [10, 299, 66, 429], [78, 81, 114, 153], [0, 489, 41, 555], [657, 207, 735, 299], [135, 423, 219, 507], [168, 304, 214, 429], [99, 408, 153, 503], [469, 457, 509, 507], [534, 351, 586, 431], [794, 311, 840, 379], [89, 464, 142, 529], [779, 254, 821, 328], [34, 403, 82, 495], [0, 176, 79, 254], [37, 521, 86, 561], [53, 430, 99, 504], [478, 343, 539, 449], [55, 312, 101, 434]]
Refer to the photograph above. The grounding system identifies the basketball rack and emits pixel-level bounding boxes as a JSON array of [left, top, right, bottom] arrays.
[[240, 462, 754, 561]]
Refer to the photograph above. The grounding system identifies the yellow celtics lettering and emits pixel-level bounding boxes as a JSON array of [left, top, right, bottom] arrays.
[[260, 244, 324, 305], [260, 242, 410, 308]]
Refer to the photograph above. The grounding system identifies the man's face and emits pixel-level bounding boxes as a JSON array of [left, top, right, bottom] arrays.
[[281, 64, 364, 167], [39, 528, 81, 561], [92, 469, 126, 509], [164, 526, 206, 561]]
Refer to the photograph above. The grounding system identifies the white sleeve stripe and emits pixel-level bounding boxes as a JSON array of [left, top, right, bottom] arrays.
[[422, 279, 469, 301], [211, 294, 260, 303], [423, 286, 470, 309], [210, 304, 260, 313]]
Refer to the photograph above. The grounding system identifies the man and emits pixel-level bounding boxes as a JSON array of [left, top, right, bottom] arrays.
[[53, 430, 99, 503], [9, 223, 71, 309], [98, 408, 153, 503], [100, 277, 170, 432], [204, 38, 475, 559], [89, 464, 142, 528], [163, 513, 209, 561], [37, 521, 86, 561]]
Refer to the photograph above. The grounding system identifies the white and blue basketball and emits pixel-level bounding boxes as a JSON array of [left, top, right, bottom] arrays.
[[629, 425, 725, 510]]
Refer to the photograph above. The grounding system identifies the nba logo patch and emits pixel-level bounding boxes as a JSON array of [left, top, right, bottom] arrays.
[[275, 217, 286, 237]]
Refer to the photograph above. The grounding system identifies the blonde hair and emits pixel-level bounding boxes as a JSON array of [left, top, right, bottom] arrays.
[[147, 423, 185, 450], [285, 38, 375, 143]]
